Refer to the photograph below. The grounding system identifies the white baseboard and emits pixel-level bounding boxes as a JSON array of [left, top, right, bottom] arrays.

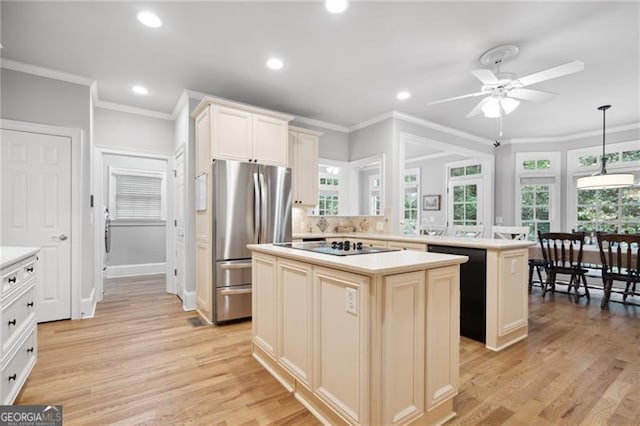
[[104, 262, 166, 278], [81, 288, 97, 319], [182, 289, 196, 311]]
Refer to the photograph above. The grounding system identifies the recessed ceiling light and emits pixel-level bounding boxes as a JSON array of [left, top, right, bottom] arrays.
[[132, 85, 149, 95], [326, 0, 348, 13], [137, 11, 162, 28], [266, 58, 284, 70], [396, 91, 411, 100]]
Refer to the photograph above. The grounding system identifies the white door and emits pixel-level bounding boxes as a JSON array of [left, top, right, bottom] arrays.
[[173, 150, 185, 300], [1, 129, 72, 322], [447, 177, 484, 232]]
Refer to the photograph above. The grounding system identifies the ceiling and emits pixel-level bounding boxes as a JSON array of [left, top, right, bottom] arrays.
[[2, 1, 639, 139]]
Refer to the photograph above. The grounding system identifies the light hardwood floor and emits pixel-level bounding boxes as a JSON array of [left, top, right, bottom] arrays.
[[17, 276, 640, 425]]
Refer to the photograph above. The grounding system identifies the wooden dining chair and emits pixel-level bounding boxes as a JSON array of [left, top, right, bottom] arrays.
[[596, 232, 640, 310], [538, 231, 589, 302]]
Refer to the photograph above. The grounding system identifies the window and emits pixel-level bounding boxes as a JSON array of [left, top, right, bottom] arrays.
[[403, 168, 420, 234], [449, 164, 482, 178], [318, 173, 339, 215], [568, 141, 640, 238], [109, 168, 166, 220], [369, 175, 382, 215], [515, 152, 561, 238], [576, 187, 640, 235], [452, 183, 478, 226]]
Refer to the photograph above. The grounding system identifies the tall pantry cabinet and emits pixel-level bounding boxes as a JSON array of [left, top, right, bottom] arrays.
[[191, 97, 294, 322]]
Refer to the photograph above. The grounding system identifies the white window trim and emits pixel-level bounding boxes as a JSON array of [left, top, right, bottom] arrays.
[[566, 140, 640, 231], [108, 166, 167, 222], [445, 158, 493, 236], [514, 151, 561, 233], [403, 167, 421, 234], [369, 174, 382, 215]]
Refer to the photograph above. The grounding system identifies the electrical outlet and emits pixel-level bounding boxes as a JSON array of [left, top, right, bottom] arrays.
[[345, 287, 357, 315], [375, 221, 384, 231]]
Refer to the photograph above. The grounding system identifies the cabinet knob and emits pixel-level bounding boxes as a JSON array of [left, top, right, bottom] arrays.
[[253, 159, 258, 163], [26, 267, 34, 273], [27, 301, 34, 308], [8, 319, 16, 326], [27, 347, 34, 353], [8, 374, 16, 381], [8, 276, 16, 284], [249, 159, 253, 162]]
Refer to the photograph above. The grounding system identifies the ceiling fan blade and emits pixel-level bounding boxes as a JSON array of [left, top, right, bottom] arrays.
[[518, 60, 584, 87], [427, 92, 485, 106], [465, 97, 491, 118], [508, 88, 557, 102], [471, 69, 499, 85]]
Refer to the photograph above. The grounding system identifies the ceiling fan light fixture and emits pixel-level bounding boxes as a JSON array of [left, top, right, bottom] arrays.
[[576, 105, 634, 190], [481, 98, 501, 118], [501, 97, 520, 115]]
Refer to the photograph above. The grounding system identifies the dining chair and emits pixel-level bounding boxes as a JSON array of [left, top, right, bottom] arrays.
[[538, 231, 589, 302], [595, 232, 640, 310], [453, 225, 484, 238], [421, 225, 447, 236], [492, 225, 529, 240]]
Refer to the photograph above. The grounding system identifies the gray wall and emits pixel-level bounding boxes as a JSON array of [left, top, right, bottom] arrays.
[[1, 68, 94, 299], [102, 154, 167, 266], [494, 127, 640, 229], [94, 107, 174, 154], [290, 120, 349, 161]]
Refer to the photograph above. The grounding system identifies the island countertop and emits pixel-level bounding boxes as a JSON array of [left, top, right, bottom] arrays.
[[0, 246, 40, 269], [248, 243, 468, 276], [292, 232, 536, 250]]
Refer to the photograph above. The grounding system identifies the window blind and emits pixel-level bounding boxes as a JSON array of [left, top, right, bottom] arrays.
[[114, 173, 163, 220]]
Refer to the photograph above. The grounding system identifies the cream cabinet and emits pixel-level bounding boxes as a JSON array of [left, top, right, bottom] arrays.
[[1, 249, 39, 405], [387, 240, 427, 252], [289, 127, 321, 206], [252, 253, 278, 357], [193, 97, 294, 168]]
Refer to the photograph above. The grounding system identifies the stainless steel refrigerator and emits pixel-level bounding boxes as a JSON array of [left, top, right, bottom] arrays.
[[212, 159, 291, 324]]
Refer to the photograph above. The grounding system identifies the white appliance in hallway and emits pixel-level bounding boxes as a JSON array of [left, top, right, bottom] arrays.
[[210, 159, 291, 324], [1, 128, 72, 322]]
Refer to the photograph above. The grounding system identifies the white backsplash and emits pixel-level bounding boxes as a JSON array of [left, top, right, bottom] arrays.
[[292, 207, 391, 234]]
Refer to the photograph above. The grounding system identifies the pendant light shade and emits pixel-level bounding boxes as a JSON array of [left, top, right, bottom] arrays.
[[576, 105, 634, 190]]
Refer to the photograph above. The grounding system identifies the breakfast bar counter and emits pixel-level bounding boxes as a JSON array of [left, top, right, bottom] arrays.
[[248, 243, 467, 425]]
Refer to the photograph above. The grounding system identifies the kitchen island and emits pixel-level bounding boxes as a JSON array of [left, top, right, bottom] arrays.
[[248, 243, 467, 426], [294, 233, 536, 351]]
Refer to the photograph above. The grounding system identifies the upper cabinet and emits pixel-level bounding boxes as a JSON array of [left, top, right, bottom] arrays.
[[289, 126, 321, 206], [193, 97, 294, 167]]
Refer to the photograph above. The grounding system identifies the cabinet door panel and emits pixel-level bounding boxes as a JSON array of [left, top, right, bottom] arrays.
[[252, 254, 278, 356], [212, 106, 252, 162], [295, 132, 318, 205], [279, 260, 313, 386], [195, 106, 212, 173], [253, 114, 287, 166]]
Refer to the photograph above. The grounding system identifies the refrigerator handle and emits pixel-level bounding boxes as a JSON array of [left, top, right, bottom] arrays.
[[258, 170, 268, 244], [253, 172, 261, 244]]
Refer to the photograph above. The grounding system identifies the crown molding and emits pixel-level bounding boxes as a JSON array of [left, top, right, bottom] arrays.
[[94, 98, 173, 120], [506, 122, 640, 144], [404, 151, 453, 163], [292, 115, 350, 133], [1, 58, 94, 86], [391, 111, 494, 146], [348, 111, 395, 132]]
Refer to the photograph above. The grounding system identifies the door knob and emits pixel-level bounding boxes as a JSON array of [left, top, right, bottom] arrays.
[[53, 234, 68, 241]]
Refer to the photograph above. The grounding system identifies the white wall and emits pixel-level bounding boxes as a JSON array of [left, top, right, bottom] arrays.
[[1, 68, 94, 299], [93, 107, 174, 155], [290, 121, 349, 161]]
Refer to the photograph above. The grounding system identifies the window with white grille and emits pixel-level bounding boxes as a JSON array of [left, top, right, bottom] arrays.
[[109, 168, 166, 220]]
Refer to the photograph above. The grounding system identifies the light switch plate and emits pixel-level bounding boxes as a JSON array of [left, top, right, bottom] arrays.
[[345, 287, 357, 315]]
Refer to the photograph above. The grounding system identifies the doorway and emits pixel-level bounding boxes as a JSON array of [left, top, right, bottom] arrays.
[[0, 120, 83, 322]]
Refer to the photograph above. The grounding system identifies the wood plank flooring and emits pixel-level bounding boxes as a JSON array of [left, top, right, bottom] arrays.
[[17, 276, 640, 425]]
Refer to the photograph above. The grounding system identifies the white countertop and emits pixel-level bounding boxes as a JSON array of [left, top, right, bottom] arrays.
[[292, 232, 536, 250], [0, 246, 40, 269], [248, 243, 468, 276]]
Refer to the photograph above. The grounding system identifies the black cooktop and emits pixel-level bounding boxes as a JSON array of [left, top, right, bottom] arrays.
[[274, 241, 399, 256]]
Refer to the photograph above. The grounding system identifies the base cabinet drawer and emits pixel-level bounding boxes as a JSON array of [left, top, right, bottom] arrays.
[[2, 284, 36, 354], [1, 324, 37, 404]]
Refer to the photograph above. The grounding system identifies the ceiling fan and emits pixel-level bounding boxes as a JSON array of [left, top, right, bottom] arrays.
[[428, 45, 584, 120]]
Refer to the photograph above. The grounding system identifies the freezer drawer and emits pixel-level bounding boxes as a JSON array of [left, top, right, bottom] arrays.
[[215, 284, 252, 323], [215, 260, 252, 288]]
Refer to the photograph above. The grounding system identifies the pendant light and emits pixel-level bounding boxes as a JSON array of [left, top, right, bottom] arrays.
[[576, 105, 634, 190]]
